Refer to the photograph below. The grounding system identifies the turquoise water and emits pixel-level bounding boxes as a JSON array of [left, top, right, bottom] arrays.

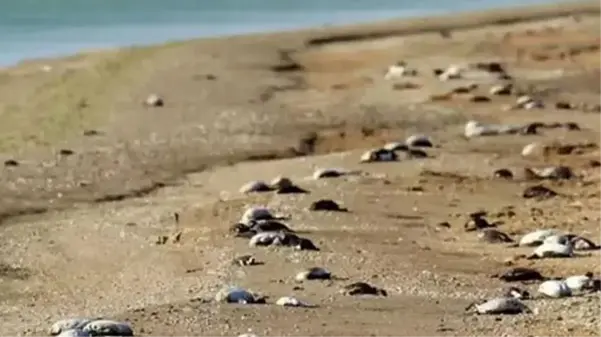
[[2, 0, 560, 66]]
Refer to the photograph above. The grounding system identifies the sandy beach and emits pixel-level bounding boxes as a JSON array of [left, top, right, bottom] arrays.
[[0, 1, 600, 336]]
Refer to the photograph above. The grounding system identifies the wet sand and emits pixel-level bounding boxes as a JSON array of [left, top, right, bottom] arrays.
[[0, 1, 600, 336]]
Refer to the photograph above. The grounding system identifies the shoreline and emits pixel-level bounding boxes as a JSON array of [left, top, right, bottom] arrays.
[[0, 1, 599, 335], [0, 0, 597, 220], [4, 0, 596, 70]]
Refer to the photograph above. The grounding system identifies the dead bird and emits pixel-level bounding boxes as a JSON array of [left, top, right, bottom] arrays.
[[270, 176, 309, 194], [522, 185, 558, 199], [239, 180, 274, 193], [248, 231, 292, 247], [465, 297, 531, 315], [518, 229, 558, 247], [504, 286, 531, 299], [50, 318, 98, 336], [248, 231, 318, 251], [405, 134, 433, 148], [309, 199, 348, 212], [360, 148, 398, 163], [144, 94, 164, 107], [229, 223, 255, 238], [288, 235, 320, 251], [493, 168, 514, 179], [340, 282, 388, 296], [491, 267, 546, 282], [570, 235, 600, 250], [232, 219, 295, 238], [82, 320, 134, 337], [312, 168, 362, 179], [543, 234, 599, 251], [489, 83, 513, 96], [527, 242, 574, 259], [248, 219, 295, 233], [231, 255, 262, 266], [383, 142, 409, 152], [295, 267, 332, 282], [240, 206, 287, 224], [524, 166, 574, 180], [464, 214, 496, 232], [477, 228, 514, 243], [474, 61, 506, 74], [215, 287, 267, 304], [406, 148, 429, 158], [275, 296, 315, 307]]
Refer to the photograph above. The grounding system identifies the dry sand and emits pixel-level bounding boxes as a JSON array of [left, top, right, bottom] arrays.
[[0, 1, 600, 336]]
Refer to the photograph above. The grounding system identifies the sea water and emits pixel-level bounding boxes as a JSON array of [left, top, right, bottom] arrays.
[[1, 0, 561, 66]]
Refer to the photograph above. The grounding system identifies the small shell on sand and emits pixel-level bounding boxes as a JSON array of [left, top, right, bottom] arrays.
[[295, 267, 331, 282], [82, 320, 134, 337], [405, 134, 433, 148], [144, 94, 164, 107], [239, 180, 273, 193], [50, 318, 95, 336]]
